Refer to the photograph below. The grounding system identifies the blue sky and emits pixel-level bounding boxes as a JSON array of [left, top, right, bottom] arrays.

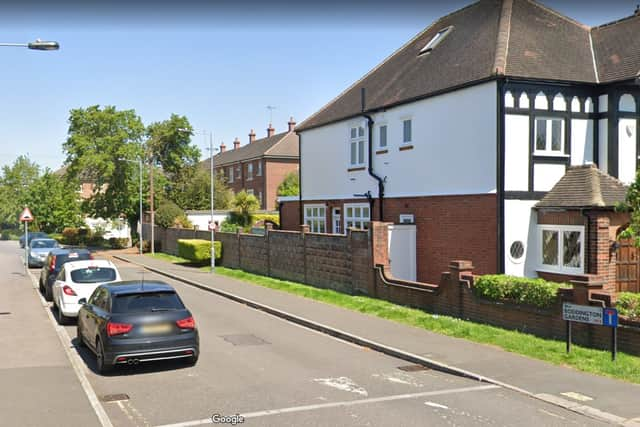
[[1, 0, 637, 171]]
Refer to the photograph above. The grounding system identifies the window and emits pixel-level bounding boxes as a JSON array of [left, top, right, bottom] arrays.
[[419, 26, 452, 55], [344, 203, 370, 231], [247, 163, 253, 180], [247, 189, 254, 196], [534, 117, 564, 154], [228, 167, 234, 183], [236, 165, 241, 179], [258, 191, 263, 205], [402, 119, 412, 144], [349, 125, 365, 167], [539, 225, 584, 273], [304, 204, 327, 233], [257, 161, 262, 176], [379, 125, 387, 148]]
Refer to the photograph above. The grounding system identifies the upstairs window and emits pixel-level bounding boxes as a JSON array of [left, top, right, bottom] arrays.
[[419, 26, 453, 55], [257, 161, 262, 176], [349, 125, 365, 167], [236, 165, 241, 179], [228, 167, 234, 183], [402, 119, 412, 144], [247, 163, 253, 180], [535, 117, 564, 155], [379, 125, 387, 148]]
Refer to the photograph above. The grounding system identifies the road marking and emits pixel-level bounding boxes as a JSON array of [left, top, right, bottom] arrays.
[[424, 401, 449, 409], [313, 376, 368, 396], [560, 391, 593, 402], [154, 385, 499, 427], [26, 269, 114, 427]]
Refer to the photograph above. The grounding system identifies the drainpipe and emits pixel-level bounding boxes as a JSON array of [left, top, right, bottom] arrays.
[[361, 87, 385, 221]]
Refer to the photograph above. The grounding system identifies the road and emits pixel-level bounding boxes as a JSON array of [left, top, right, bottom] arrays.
[[5, 241, 608, 426]]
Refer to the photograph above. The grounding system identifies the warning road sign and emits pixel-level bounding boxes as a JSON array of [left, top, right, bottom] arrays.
[[19, 207, 34, 222]]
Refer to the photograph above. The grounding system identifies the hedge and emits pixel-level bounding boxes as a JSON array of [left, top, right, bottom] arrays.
[[474, 274, 571, 308], [177, 239, 222, 262], [617, 292, 640, 319]]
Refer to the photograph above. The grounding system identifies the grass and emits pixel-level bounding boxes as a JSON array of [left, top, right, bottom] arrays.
[[147, 253, 640, 383]]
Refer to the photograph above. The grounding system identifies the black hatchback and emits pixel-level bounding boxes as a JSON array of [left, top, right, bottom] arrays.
[[76, 281, 199, 374], [39, 248, 92, 301]]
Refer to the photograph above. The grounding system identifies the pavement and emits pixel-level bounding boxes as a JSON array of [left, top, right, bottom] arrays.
[[114, 252, 640, 426]]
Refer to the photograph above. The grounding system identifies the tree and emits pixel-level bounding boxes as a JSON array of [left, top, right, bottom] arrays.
[[0, 155, 41, 227], [146, 114, 200, 182], [620, 172, 640, 241], [277, 170, 299, 197], [62, 105, 145, 225], [170, 168, 233, 211], [232, 190, 260, 226]]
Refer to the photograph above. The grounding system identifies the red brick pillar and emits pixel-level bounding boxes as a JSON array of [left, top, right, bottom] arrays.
[[447, 260, 474, 317], [370, 221, 392, 269], [587, 213, 615, 294]]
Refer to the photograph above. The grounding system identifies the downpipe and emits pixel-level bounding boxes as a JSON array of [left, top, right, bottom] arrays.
[[361, 88, 385, 221]]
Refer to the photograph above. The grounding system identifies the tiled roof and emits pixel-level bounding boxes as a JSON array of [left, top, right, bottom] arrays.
[[297, 0, 639, 131], [535, 164, 628, 209], [201, 131, 299, 169]]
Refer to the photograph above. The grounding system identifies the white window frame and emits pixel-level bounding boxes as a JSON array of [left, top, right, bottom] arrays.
[[257, 161, 262, 176], [304, 204, 327, 233], [348, 123, 366, 167], [246, 189, 254, 196], [378, 124, 388, 148], [402, 118, 412, 144], [247, 163, 253, 180], [344, 203, 371, 232], [534, 117, 565, 156], [537, 225, 584, 274], [419, 26, 453, 55], [228, 166, 234, 183]]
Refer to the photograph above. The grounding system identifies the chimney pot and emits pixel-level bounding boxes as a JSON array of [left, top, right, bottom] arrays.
[[219, 142, 226, 153], [267, 123, 275, 138], [288, 116, 296, 132], [233, 137, 241, 150], [249, 129, 256, 144]]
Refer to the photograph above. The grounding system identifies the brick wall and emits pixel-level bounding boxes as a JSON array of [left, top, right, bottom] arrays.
[[265, 159, 299, 211]]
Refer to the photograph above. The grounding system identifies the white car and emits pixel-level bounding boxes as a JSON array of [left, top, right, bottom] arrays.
[[52, 259, 122, 324]]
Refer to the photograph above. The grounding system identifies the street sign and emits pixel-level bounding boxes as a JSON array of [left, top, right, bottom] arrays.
[[603, 308, 618, 328], [208, 221, 215, 231], [19, 207, 34, 222], [562, 303, 603, 325]]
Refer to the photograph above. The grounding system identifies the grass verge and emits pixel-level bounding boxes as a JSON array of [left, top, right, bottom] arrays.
[[147, 253, 640, 383]]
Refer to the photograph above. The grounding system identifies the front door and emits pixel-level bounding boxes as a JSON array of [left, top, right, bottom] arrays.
[[388, 224, 417, 281], [332, 208, 342, 234]]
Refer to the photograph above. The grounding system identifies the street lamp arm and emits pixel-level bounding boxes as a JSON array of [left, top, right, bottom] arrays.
[[0, 40, 59, 50]]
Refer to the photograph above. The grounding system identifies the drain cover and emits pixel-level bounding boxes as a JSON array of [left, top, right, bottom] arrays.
[[220, 334, 269, 346], [100, 394, 130, 402], [397, 364, 430, 372]]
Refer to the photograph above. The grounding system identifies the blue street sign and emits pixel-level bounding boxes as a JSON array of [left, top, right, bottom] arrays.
[[602, 308, 618, 328]]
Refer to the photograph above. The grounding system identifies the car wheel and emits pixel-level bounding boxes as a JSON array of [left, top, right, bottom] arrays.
[[76, 324, 85, 348], [44, 285, 53, 302], [56, 303, 70, 325], [96, 339, 113, 375]]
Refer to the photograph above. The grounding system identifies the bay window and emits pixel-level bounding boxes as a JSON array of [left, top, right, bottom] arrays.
[[539, 225, 584, 274]]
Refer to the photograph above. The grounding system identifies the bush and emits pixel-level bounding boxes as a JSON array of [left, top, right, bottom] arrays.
[[109, 237, 129, 249], [0, 231, 9, 241], [156, 201, 184, 228], [49, 233, 64, 243], [617, 292, 640, 319], [62, 227, 80, 245], [253, 213, 280, 227], [474, 274, 570, 308], [220, 222, 239, 233], [177, 239, 222, 263], [173, 214, 193, 229]]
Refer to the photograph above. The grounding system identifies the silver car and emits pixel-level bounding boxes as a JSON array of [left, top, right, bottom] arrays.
[[28, 238, 60, 268]]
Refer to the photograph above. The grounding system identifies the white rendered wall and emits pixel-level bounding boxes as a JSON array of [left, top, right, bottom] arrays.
[[619, 118, 637, 184], [504, 115, 529, 191], [599, 119, 608, 172], [533, 163, 565, 191], [570, 119, 594, 166], [187, 212, 230, 230], [300, 81, 497, 200], [504, 200, 538, 278]]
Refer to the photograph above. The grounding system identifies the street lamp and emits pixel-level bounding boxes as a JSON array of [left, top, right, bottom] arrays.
[[191, 129, 217, 273], [0, 39, 60, 51], [119, 158, 144, 255]]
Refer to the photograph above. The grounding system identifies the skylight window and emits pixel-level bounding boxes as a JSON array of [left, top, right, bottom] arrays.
[[419, 26, 453, 55]]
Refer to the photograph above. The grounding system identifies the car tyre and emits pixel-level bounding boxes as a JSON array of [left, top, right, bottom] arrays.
[[96, 339, 113, 375], [39, 279, 44, 295], [56, 303, 70, 325], [44, 285, 53, 302]]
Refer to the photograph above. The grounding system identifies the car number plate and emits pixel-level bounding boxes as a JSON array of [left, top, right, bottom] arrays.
[[141, 324, 172, 334]]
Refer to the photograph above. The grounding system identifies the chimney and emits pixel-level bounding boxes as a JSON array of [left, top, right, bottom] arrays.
[[219, 141, 226, 153], [233, 137, 240, 150], [288, 116, 296, 132], [267, 123, 275, 138], [248, 129, 256, 144]]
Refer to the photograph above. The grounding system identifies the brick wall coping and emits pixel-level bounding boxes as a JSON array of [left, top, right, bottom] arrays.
[[375, 265, 439, 293]]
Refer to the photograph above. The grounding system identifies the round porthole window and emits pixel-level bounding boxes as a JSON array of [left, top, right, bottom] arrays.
[[509, 241, 525, 262]]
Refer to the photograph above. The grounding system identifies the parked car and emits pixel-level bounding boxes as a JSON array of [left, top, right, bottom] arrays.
[[77, 281, 199, 374], [28, 238, 60, 268], [39, 248, 92, 302], [19, 231, 49, 248], [52, 259, 121, 325]]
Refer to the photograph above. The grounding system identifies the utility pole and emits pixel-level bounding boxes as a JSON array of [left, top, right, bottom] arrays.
[[209, 133, 215, 273], [150, 156, 155, 255], [138, 158, 143, 255]]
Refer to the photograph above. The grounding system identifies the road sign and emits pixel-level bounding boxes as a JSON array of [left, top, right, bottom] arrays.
[[603, 308, 618, 328], [562, 303, 603, 325], [208, 221, 215, 231], [19, 207, 34, 222]]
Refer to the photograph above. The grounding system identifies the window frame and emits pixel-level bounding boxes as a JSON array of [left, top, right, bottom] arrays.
[[228, 166, 234, 183], [348, 123, 366, 168], [533, 117, 566, 156], [247, 163, 253, 181], [344, 203, 371, 232], [303, 204, 327, 234], [537, 224, 584, 274], [402, 118, 412, 144], [256, 161, 262, 176], [378, 124, 388, 148], [419, 26, 453, 55]]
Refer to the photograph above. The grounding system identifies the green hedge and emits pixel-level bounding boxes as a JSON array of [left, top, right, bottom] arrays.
[[617, 292, 640, 319], [177, 239, 221, 262], [474, 274, 570, 308]]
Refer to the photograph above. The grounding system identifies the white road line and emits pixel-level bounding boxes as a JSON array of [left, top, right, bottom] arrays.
[[26, 269, 114, 427], [154, 384, 500, 427]]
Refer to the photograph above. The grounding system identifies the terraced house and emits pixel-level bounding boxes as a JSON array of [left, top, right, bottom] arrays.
[[282, 0, 640, 293]]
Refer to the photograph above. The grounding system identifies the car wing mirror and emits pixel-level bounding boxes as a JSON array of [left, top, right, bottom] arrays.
[[78, 298, 87, 305]]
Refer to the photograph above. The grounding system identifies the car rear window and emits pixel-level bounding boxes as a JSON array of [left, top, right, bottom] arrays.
[[111, 292, 185, 313], [70, 267, 117, 284], [56, 252, 91, 268]]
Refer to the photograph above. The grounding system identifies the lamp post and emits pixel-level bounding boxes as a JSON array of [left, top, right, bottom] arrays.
[[0, 39, 59, 51], [119, 158, 144, 255], [195, 130, 216, 273]]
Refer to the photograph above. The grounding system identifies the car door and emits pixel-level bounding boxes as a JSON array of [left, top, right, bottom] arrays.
[[82, 288, 106, 349]]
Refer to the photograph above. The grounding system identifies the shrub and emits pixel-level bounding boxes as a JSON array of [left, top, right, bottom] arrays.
[[617, 292, 640, 319], [253, 213, 280, 227], [62, 227, 80, 245], [156, 201, 184, 228], [220, 222, 239, 233], [173, 214, 193, 229], [0, 231, 9, 241], [109, 237, 129, 249], [49, 233, 64, 243], [474, 274, 570, 308], [177, 239, 222, 263]]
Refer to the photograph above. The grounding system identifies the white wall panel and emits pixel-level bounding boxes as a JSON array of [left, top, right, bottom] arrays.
[[504, 200, 538, 278], [533, 163, 565, 191], [570, 119, 594, 166], [598, 118, 608, 172], [505, 115, 529, 191], [599, 95, 608, 112], [619, 94, 636, 112], [619, 118, 637, 184]]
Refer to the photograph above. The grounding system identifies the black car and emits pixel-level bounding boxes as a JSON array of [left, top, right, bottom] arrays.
[[19, 231, 49, 248], [77, 281, 199, 374], [39, 248, 92, 301]]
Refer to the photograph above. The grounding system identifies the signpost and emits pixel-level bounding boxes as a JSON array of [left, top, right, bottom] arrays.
[[562, 302, 618, 361], [19, 207, 34, 272]]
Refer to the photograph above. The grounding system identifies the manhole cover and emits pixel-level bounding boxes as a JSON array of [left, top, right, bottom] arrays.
[[397, 364, 430, 372], [220, 334, 269, 346], [100, 394, 130, 402]]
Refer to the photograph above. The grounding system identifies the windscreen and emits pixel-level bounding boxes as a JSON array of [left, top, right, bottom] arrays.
[[56, 252, 91, 268], [70, 267, 117, 284], [112, 292, 185, 313], [31, 240, 57, 248]]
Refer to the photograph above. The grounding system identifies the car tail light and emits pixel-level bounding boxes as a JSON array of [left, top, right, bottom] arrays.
[[62, 285, 77, 296], [107, 321, 133, 336], [89, 253, 94, 260], [176, 316, 195, 329], [49, 255, 57, 272]]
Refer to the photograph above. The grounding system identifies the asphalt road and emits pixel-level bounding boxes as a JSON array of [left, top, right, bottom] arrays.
[[11, 243, 609, 426]]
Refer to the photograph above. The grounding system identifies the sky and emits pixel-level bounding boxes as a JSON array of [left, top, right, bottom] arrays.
[[1, 0, 638, 172]]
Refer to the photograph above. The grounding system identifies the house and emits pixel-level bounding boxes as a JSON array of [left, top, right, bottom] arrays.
[[201, 118, 299, 211], [281, 0, 640, 292]]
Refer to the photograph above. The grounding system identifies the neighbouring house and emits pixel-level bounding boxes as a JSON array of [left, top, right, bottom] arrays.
[[281, 0, 640, 293], [201, 118, 299, 211]]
